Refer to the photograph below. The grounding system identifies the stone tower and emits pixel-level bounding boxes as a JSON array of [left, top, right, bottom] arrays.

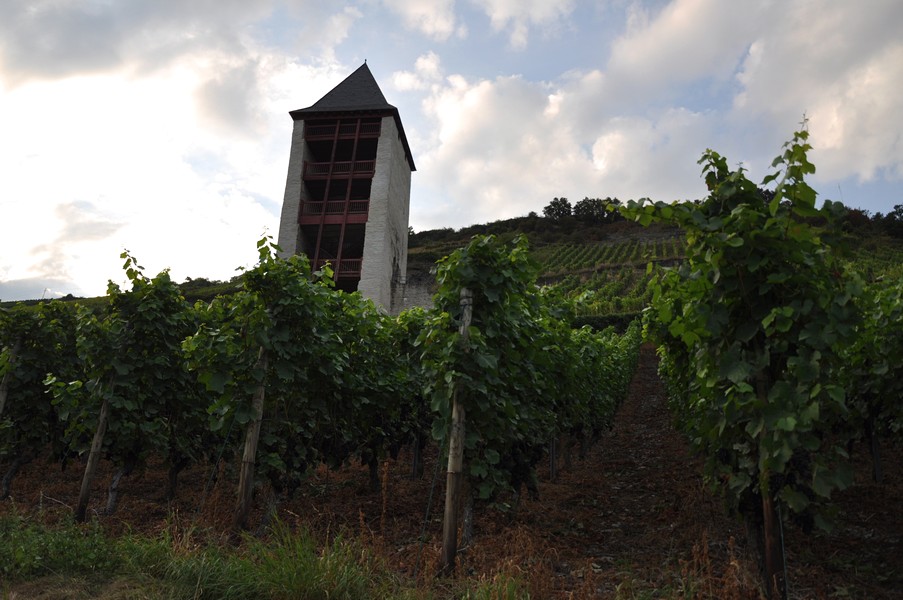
[[277, 63, 415, 312]]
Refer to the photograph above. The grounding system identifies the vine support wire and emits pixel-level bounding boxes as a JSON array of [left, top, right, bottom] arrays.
[[414, 435, 447, 578], [778, 502, 789, 599], [194, 413, 238, 519]]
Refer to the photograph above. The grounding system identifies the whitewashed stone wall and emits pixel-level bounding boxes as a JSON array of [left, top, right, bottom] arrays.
[[277, 120, 310, 257], [359, 116, 411, 312]]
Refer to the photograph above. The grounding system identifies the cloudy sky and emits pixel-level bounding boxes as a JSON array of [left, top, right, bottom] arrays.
[[2, 0, 902, 300]]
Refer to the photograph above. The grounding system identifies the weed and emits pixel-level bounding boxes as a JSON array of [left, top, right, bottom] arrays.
[[0, 512, 121, 580]]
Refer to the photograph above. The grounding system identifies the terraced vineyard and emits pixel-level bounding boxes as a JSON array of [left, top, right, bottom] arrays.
[[528, 231, 902, 319], [404, 226, 902, 321], [846, 235, 903, 281], [547, 267, 654, 316], [530, 234, 683, 318], [533, 236, 684, 275]]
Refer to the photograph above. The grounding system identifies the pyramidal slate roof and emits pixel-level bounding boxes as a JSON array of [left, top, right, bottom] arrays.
[[292, 63, 393, 113], [290, 63, 415, 170]]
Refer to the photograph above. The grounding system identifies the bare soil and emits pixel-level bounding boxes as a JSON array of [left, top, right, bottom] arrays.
[[3, 346, 901, 598]]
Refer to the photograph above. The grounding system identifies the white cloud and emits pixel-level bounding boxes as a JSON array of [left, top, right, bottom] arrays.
[[729, 0, 903, 184], [310, 6, 365, 61], [0, 0, 389, 299], [471, 0, 575, 49], [0, 68, 282, 295], [0, 10, 357, 299], [29, 201, 124, 280], [392, 51, 444, 91], [381, 0, 578, 48], [0, 0, 277, 87], [381, 0, 463, 41], [608, 0, 762, 96], [411, 69, 716, 231], [590, 109, 712, 200], [195, 58, 266, 137], [415, 74, 579, 225], [807, 43, 903, 182]]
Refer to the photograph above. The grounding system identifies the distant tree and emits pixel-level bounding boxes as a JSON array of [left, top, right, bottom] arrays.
[[180, 277, 220, 291], [543, 197, 572, 220], [573, 197, 607, 224], [881, 204, 903, 238], [588, 196, 624, 223], [841, 207, 873, 233]]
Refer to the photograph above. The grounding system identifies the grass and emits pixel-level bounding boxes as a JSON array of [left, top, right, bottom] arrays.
[[0, 511, 535, 600], [0, 510, 762, 599], [0, 512, 122, 581]]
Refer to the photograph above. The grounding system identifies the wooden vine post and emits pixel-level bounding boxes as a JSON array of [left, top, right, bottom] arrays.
[[233, 346, 269, 531], [439, 288, 473, 575], [75, 381, 111, 523], [756, 373, 787, 600], [761, 485, 786, 599]]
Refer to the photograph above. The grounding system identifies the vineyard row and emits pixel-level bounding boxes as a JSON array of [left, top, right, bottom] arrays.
[[0, 236, 642, 537]]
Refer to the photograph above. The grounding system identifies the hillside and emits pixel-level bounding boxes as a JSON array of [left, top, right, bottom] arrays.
[[3, 210, 901, 312], [406, 213, 903, 322], [404, 217, 684, 322]]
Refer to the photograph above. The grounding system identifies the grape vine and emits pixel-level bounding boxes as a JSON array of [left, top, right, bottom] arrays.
[[622, 127, 862, 598]]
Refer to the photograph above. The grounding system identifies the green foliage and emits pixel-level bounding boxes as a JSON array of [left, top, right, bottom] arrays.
[[185, 238, 341, 493], [0, 301, 79, 467], [0, 513, 121, 580], [842, 276, 903, 441], [877, 203, 903, 238], [149, 523, 375, 599], [459, 572, 530, 599], [47, 252, 209, 482], [542, 197, 572, 220], [420, 235, 547, 499], [573, 196, 623, 225], [0, 514, 414, 599], [420, 234, 641, 501], [184, 237, 429, 495], [406, 211, 685, 318], [624, 127, 861, 530], [572, 312, 642, 332]]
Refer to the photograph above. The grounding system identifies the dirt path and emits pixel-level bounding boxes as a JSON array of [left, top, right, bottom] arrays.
[[438, 344, 901, 598], [493, 344, 758, 597]]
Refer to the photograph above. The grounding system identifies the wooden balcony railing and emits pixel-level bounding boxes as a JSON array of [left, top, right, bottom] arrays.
[[301, 200, 369, 216], [311, 258, 362, 278], [304, 160, 376, 178], [304, 121, 381, 139]]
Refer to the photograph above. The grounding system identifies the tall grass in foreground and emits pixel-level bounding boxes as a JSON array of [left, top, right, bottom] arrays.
[[0, 512, 531, 599], [1, 513, 390, 599], [1, 511, 758, 599]]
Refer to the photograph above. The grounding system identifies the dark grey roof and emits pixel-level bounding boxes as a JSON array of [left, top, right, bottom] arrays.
[[290, 63, 416, 170], [292, 63, 393, 113]]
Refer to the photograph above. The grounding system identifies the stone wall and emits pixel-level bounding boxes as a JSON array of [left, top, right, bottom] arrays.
[[359, 116, 411, 311], [276, 120, 309, 257], [396, 266, 436, 312]]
